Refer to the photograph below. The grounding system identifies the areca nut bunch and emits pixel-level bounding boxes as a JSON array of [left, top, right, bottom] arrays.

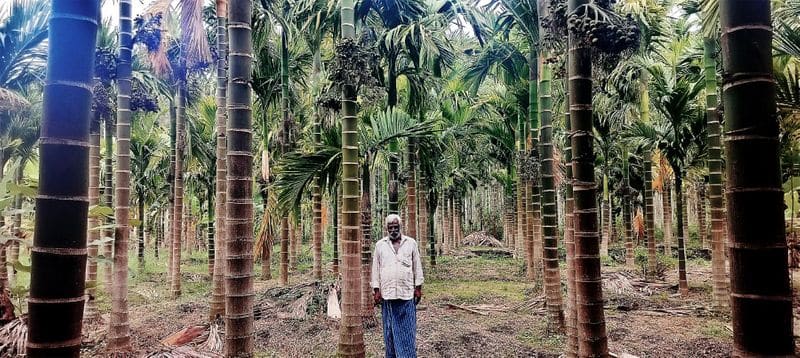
[[566, 6, 640, 56], [330, 38, 381, 92], [94, 47, 118, 85], [91, 82, 115, 120], [133, 13, 163, 52], [130, 82, 159, 113]]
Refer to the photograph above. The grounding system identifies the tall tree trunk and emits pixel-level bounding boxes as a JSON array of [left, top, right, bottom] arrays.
[[538, 58, 564, 332], [697, 183, 707, 249], [279, 23, 291, 286], [406, 138, 417, 239], [644, 160, 656, 278], [721, 1, 793, 353], [167, 100, 176, 284], [0, 155, 6, 289], [109, 0, 134, 350], [428, 192, 437, 267], [312, 116, 323, 280], [333, 187, 339, 275], [418, 174, 428, 260], [225, 0, 255, 355], [703, 37, 729, 311], [600, 188, 609, 256], [568, 0, 609, 354], [563, 65, 578, 357], [26, 2, 98, 355], [138, 197, 145, 269], [663, 180, 673, 255], [171, 82, 186, 298], [210, 0, 229, 322], [623, 193, 633, 267], [337, 2, 365, 354], [674, 175, 689, 296], [360, 158, 374, 325], [85, 116, 101, 321], [103, 119, 114, 291]]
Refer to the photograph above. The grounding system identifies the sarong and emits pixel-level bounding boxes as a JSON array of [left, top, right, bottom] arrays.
[[381, 299, 417, 358]]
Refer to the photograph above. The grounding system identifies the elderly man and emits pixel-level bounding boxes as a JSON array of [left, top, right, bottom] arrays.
[[371, 214, 424, 358]]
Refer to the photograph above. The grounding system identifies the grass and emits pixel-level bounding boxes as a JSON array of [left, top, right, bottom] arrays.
[[699, 320, 732, 339], [516, 325, 565, 352], [425, 280, 529, 304]]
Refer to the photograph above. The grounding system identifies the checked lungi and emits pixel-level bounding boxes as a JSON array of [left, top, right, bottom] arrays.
[[381, 299, 417, 358]]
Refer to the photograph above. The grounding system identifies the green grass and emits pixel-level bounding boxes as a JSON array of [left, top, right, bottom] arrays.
[[425, 280, 529, 304], [699, 320, 732, 339], [516, 326, 565, 352]]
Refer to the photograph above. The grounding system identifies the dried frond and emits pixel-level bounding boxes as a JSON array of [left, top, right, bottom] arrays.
[[180, 0, 212, 67], [0, 88, 30, 113], [0, 316, 27, 357]]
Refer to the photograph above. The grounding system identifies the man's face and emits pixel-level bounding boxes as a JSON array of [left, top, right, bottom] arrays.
[[387, 222, 401, 240]]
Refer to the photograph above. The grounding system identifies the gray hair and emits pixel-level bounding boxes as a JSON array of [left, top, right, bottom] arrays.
[[384, 214, 402, 228]]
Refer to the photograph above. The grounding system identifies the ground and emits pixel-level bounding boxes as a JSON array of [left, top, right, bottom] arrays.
[[55, 238, 771, 357]]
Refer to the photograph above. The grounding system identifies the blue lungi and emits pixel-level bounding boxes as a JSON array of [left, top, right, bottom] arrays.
[[381, 299, 417, 358]]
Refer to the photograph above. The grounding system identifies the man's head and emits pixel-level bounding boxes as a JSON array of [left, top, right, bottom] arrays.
[[385, 214, 402, 241]]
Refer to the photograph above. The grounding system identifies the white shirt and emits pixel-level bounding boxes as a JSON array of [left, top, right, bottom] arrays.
[[371, 235, 424, 300]]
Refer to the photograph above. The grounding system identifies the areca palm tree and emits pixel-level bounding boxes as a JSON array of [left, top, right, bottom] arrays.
[[25, 1, 99, 356], [720, 0, 794, 354], [567, 0, 609, 355], [210, 0, 229, 322], [225, 0, 255, 355], [631, 42, 705, 296], [108, 0, 135, 351]]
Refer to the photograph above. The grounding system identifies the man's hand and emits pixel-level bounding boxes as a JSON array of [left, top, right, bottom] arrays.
[[373, 288, 382, 306], [414, 286, 422, 305]]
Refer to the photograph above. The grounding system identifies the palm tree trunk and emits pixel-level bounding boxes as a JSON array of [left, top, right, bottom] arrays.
[[137, 196, 145, 269], [333, 187, 339, 275], [103, 118, 114, 291], [563, 66, 578, 357], [644, 160, 656, 278], [428, 193, 437, 267], [697, 183, 707, 249], [337, 2, 365, 353], [26, 2, 98, 355], [360, 158, 375, 325], [406, 138, 417, 239], [703, 37, 729, 311], [171, 82, 186, 298], [109, 0, 134, 349], [0, 154, 5, 290], [85, 116, 101, 321], [674, 174, 688, 296], [167, 100, 176, 284], [418, 173, 428, 261], [567, 0, 609, 353], [538, 59, 564, 332], [225, 0, 255, 355], [720, 1, 793, 353], [600, 177, 609, 256], [623, 194, 633, 267], [210, 0, 229, 322], [312, 117, 323, 280], [663, 180, 673, 255]]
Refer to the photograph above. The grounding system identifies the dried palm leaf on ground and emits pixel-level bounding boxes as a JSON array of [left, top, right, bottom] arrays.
[[511, 296, 547, 314], [144, 345, 223, 358], [603, 271, 672, 297], [445, 303, 511, 316], [254, 281, 330, 320], [196, 322, 222, 353], [0, 316, 26, 357], [161, 325, 207, 346], [462, 231, 504, 247]]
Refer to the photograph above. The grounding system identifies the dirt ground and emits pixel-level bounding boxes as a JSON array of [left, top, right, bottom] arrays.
[[78, 245, 800, 357]]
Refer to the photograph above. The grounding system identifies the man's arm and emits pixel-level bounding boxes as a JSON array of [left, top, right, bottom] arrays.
[[412, 240, 424, 287], [371, 242, 381, 289]]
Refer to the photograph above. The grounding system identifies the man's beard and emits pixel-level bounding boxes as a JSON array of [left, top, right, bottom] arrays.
[[389, 231, 401, 240]]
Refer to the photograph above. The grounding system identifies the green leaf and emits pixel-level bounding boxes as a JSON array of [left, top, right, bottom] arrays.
[[12, 261, 30, 273], [89, 205, 114, 218], [129, 219, 142, 227], [7, 182, 37, 198], [88, 236, 115, 246], [89, 224, 118, 231]]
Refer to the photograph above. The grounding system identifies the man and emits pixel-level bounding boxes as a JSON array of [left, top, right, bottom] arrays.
[[371, 214, 424, 358]]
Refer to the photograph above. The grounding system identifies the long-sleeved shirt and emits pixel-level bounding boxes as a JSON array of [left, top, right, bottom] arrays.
[[371, 235, 424, 300]]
